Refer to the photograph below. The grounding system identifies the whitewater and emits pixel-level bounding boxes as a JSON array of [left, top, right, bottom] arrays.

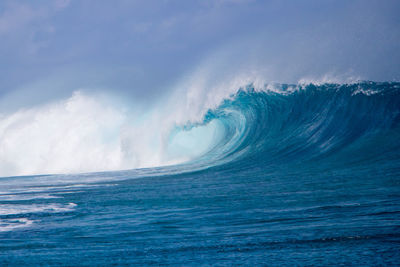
[[0, 81, 399, 265]]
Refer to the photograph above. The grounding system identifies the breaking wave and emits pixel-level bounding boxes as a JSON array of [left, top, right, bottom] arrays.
[[0, 81, 399, 177]]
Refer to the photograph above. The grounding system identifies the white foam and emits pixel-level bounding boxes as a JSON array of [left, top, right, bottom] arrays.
[[0, 92, 129, 176], [0, 193, 60, 201], [0, 203, 77, 216], [351, 87, 380, 96], [0, 218, 34, 232]]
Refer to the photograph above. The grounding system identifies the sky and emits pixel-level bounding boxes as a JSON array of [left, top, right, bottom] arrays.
[[0, 0, 400, 110]]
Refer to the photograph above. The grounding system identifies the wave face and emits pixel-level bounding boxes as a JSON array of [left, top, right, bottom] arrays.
[[187, 82, 400, 171], [1, 82, 400, 265]]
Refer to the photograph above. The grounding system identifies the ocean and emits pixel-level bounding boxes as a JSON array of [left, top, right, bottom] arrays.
[[1, 82, 399, 265]]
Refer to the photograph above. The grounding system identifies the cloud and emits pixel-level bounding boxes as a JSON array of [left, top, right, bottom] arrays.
[[131, 22, 152, 34], [54, 0, 71, 10], [0, 3, 41, 35]]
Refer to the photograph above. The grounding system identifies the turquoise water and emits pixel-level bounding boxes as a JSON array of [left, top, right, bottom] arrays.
[[1, 82, 399, 265]]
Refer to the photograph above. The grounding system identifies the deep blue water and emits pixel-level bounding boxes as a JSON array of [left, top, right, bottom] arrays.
[[1, 82, 400, 265]]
